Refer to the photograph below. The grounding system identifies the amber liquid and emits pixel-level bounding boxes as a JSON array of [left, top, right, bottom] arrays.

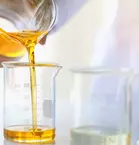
[[0, 28, 26, 58], [4, 125, 55, 144], [1, 29, 55, 143]]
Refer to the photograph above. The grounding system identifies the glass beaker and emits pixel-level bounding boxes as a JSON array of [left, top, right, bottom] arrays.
[[0, 0, 57, 63], [70, 68, 133, 145], [2, 62, 61, 144]]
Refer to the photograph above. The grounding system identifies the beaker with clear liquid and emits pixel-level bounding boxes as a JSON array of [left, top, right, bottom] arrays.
[[70, 68, 133, 145], [2, 62, 61, 144]]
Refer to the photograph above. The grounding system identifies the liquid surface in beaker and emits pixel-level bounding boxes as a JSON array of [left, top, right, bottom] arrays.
[[70, 126, 130, 145], [4, 125, 55, 144], [0, 28, 45, 57]]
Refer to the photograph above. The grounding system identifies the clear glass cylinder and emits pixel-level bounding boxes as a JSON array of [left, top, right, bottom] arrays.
[[70, 68, 133, 145], [2, 62, 61, 144]]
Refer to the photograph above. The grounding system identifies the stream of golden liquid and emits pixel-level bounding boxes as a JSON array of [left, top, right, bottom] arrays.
[[8, 30, 45, 130]]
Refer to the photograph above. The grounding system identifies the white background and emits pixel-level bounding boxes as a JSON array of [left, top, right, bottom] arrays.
[[0, 0, 139, 144]]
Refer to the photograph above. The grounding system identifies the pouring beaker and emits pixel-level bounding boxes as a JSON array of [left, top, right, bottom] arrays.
[[0, 0, 57, 62], [2, 62, 61, 144], [70, 68, 133, 145]]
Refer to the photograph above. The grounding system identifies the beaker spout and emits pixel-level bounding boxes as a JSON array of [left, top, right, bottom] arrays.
[[54, 65, 62, 78]]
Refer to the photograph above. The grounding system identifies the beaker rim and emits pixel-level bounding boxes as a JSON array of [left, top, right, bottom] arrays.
[[70, 67, 134, 75], [2, 61, 62, 68]]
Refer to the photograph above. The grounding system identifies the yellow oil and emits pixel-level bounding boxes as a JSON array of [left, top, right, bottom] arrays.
[[0, 28, 26, 58], [0, 28, 55, 144], [4, 125, 55, 144]]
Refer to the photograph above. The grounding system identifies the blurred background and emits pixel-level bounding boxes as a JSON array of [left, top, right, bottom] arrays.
[[0, 0, 139, 144]]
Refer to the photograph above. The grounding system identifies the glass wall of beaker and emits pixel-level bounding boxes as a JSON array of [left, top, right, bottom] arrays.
[[2, 62, 61, 144], [70, 68, 133, 145]]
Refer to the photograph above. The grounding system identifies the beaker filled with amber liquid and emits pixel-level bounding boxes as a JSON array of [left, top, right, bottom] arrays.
[[2, 62, 62, 144]]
